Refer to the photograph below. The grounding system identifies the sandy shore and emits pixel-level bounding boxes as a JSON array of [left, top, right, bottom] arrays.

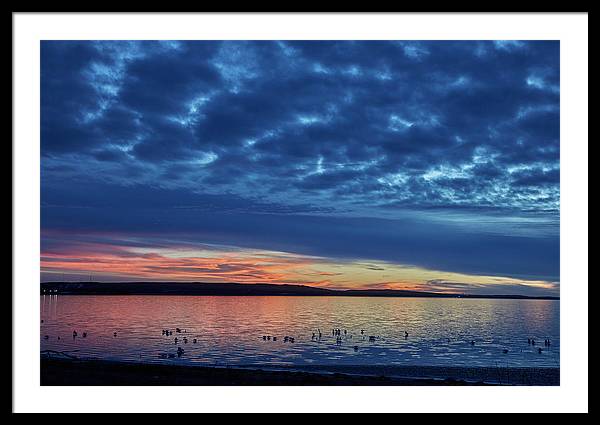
[[40, 357, 559, 386]]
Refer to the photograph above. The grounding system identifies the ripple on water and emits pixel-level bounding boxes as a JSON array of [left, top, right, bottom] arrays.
[[41, 295, 560, 369]]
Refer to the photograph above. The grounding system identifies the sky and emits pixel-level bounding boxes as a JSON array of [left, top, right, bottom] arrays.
[[40, 40, 560, 296]]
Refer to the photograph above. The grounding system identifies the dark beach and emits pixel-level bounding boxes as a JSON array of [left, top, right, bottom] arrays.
[[40, 357, 559, 386]]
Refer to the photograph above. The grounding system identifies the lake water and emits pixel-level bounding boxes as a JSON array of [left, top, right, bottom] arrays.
[[40, 295, 559, 370]]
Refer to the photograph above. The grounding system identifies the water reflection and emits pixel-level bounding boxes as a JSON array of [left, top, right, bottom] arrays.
[[40, 296, 559, 369]]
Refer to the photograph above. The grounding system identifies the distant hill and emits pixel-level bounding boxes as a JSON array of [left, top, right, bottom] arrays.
[[39, 281, 559, 300]]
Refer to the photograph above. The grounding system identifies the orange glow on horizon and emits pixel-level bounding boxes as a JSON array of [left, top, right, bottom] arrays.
[[40, 241, 559, 295], [41, 250, 313, 284]]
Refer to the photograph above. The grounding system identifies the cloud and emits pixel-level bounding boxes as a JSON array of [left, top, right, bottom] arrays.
[[41, 41, 559, 214], [40, 231, 558, 296], [41, 179, 559, 281], [40, 41, 560, 286]]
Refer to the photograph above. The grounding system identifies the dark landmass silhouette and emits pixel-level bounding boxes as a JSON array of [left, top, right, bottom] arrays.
[[40, 281, 559, 300]]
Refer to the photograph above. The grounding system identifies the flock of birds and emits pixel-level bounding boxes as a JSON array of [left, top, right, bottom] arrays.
[[42, 319, 554, 359], [528, 337, 552, 354], [160, 328, 197, 357], [254, 328, 553, 357]]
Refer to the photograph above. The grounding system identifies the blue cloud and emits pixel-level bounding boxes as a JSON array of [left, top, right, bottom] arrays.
[[41, 40, 560, 282]]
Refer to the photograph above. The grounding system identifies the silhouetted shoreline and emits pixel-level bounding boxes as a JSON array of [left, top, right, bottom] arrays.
[[40, 282, 559, 300], [40, 357, 559, 386]]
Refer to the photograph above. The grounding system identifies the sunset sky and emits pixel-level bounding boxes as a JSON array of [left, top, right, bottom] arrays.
[[41, 40, 560, 296]]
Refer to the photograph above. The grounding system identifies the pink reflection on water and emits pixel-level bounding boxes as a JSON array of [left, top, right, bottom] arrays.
[[40, 295, 560, 368]]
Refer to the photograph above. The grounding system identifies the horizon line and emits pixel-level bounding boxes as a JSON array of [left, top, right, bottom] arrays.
[[40, 281, 560, 300]]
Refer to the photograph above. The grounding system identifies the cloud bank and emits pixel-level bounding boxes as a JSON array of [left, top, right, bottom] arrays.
[[41, 41, 560, 293]]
